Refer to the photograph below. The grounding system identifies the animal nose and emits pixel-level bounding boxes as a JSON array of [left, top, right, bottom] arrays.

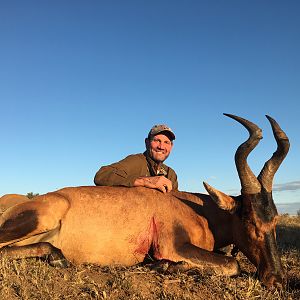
[[263, 273, 285, 290]]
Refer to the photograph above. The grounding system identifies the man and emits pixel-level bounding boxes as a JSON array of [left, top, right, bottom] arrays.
[[94, 124, 178, 193]]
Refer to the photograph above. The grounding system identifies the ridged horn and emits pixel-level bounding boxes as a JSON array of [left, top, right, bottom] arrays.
[[224, 113, 262, 194], [257, 115, 290, 192]]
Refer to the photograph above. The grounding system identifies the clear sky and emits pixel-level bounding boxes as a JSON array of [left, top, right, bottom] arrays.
[[1, 1, 299, 211]]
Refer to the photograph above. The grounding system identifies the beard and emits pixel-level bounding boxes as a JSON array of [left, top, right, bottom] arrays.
[[149, 149, 170, 163]]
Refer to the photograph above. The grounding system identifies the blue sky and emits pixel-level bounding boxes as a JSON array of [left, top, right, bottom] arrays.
[[1, 1, 299, 212]]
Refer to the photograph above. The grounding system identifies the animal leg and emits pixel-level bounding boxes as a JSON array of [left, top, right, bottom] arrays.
[[167, 243, 240, 276], [215, 244, 239, 257], [1, 242, 69, 267], [146, 259, 190, 274], [0, 192, 69, 247]]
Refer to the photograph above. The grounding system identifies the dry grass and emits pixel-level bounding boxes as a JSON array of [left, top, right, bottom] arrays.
[[0, 215, 299, 300], [277, 214, 300, 250]]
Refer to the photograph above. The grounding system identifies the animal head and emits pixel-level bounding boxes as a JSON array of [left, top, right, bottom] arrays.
[[204, 114, 290, 289]]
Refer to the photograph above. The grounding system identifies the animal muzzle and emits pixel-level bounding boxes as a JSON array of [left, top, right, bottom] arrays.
[[257, 231, 285, 289], [258, 270, 285, 290]]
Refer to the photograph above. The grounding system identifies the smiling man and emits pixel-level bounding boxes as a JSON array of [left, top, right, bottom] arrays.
[[94, 125, 178, 193]]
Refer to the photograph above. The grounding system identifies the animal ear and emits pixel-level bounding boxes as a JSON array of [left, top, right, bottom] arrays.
[[203, 182, 239, 214]]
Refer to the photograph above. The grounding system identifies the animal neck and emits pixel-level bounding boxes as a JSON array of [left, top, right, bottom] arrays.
[[172, 191, 235, 249]]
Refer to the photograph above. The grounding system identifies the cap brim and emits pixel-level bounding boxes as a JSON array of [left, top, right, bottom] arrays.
[[149, 130, 175, 141]]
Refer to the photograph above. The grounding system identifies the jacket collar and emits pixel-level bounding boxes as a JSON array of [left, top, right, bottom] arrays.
[[143, 152, 168, 176]]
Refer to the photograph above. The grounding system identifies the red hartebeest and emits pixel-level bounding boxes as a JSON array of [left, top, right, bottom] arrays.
[[0, 114, 289, 289]]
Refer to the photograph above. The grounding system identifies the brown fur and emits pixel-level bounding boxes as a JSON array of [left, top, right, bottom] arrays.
[[0, 183, 283, 289], [0, 187, 239, 277], [0, 194, 31, 213]]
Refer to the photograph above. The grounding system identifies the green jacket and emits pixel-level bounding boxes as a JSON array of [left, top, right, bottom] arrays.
[[94, 152, 178, 190]]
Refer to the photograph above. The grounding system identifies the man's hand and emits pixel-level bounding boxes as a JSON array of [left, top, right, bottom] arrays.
[[133, 176, 173, 193]]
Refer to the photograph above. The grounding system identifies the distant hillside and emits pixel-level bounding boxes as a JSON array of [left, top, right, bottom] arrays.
[[276, 202, 300, 215]]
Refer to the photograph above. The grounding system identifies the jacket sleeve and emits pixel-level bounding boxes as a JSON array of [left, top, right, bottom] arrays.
[[94, 155, 144, 187], [168, 167, 178, 191]]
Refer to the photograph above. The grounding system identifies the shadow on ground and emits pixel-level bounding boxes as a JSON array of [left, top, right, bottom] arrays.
[[277, 225, 300, 250]]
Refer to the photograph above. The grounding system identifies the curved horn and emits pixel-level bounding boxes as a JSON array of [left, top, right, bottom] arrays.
[[224, 113, 262, 194], [257, 115, 290, 192]]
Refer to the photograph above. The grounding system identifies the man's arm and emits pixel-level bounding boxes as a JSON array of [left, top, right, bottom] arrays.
[[94, 167, 173, 193], [94, 154, 175, 193], [166, 167, 178, 191], [94, 154, 148, 187], [94, 165, 138, 187], [133, 176, 173, 193]]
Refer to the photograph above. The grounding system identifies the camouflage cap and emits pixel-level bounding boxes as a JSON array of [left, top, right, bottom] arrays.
[[148, 124, 176, 141]]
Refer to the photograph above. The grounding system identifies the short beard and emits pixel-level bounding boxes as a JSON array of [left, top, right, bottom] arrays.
[[149, 150, 169, 164]]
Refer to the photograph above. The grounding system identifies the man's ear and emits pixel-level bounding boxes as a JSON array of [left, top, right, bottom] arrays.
[[203, 182, 239, 214], [170, 140, 174, 149], [145, 138, 150, 149]]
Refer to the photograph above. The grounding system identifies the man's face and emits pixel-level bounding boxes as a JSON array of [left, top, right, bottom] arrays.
[[146, 133, 173, 163]]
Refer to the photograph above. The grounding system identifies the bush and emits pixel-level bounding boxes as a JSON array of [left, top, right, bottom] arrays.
[[26, 192, 39, 199]]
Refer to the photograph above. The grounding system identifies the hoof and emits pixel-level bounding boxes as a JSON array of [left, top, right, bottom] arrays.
[[49, 258, 70, 268]]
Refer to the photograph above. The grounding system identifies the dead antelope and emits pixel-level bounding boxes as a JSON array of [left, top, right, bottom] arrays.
[[0, 114, 289, 289]]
